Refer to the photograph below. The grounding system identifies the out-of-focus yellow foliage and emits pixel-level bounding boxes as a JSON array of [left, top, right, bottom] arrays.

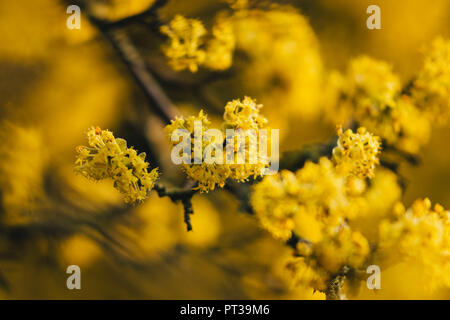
[[379, 198, 450, 291], [230, 5, 323, 121], [88, 0, 156, 21], [60, 234, 103, 268], [0, 122, 46, 224], [412, 37, 450, 124]]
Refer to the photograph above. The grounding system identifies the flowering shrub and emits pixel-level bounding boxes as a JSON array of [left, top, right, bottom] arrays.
[[2, 0, 450, 300]]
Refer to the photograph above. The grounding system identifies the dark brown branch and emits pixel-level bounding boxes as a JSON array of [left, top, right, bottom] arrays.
[[153, 183, 198, 231], [84, 1, 179, 124], [98, 28, 178, 123]]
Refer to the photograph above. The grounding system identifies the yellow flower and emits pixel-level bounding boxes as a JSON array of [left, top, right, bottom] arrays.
[[160, 15, 207, 72], [295, 158, 348, 220], [412, 37, 450, 124], [347, 56, 401, 117], [230, 5, 323, 119], [165, 99, 270, 192], [333, 126, 381, 179], [223, 96, 267, 131], [75, 127, 159, 204], [325, 56, 431, 153], [379, 198, 450, 290], [251, 157, 349, 241], [165, 110, 230, 192], [204, 17, 236, 71], [315, 226, 370, 274], [160, 15, 235, 72], [251, 170, 300, 241], [286, 257, 328, 292]]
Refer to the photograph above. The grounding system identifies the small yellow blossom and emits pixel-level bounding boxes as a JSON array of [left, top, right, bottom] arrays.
[[160, 15, 235, 72], [223, 96, 267, 130], [75, 127, 159, 204], [204, 18, 236, 71], [333, 127, 381, 179], [160, 15, 207, 72]]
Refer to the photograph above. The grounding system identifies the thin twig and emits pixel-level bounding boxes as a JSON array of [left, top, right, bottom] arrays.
[[85, 2, 178, 124], [153, 183, 198, 231]]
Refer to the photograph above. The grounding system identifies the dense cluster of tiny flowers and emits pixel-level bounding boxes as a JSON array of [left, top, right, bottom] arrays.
[[165, 97, 270, 192], [160, 15, 206, 72], [223, 97, 269, 181], [250, 127, 389, 293], [223, 96, 268, 130], [204, 18, 235, 71], [251, 157, 351, 242], [288, 223, 370, 292], [324, 55, 434, 153], [412, 37, 450, 124], [165, 110, 230, 191], [74, 127, 159, 204], [348, 56, 401, 116], [333, 126, 381, 179], [160, 15, 235, 72], [379, 198, 450, 290]]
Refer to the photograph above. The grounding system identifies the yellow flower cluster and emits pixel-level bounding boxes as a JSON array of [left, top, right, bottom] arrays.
[[324, 56, 432, 153], [165, 110, 230, 191], [348, 56, 401, 117], [251, 127, 388, 293], [332, 127, 381, 179], [412, 37, 450, 124], [288, 224, 370, 292], [379, 198, 450, 290], [252, 126, 380, 239], [165, 97, 270, 192], [74, 127, 159, 204], [324, 37, 450, 154], [160, 15, 235, 72], [223, 96, 268, 130], [223, 97, 270, 182], [251, 158, 348, 242]]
